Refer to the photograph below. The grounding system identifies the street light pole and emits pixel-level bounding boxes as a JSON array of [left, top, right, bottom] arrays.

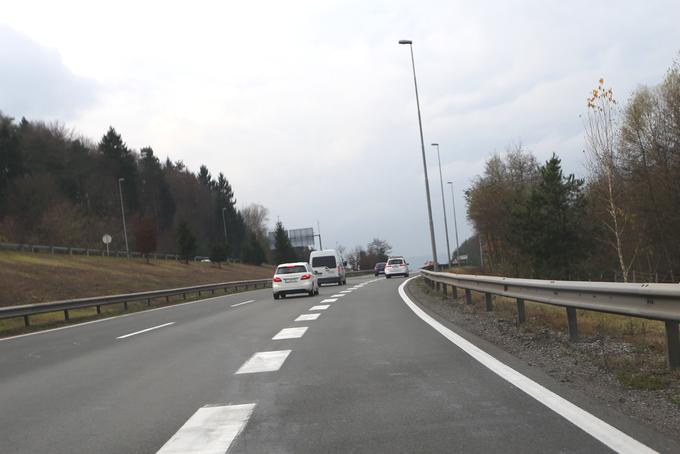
[[447, 181, 461, 266], [117, 177, 129, 257], [399, 39, 438, 271], [221, 207, 228, 244], [432, 143, 451, 267]]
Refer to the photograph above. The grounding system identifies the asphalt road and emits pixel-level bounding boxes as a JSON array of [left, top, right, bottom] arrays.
[[0, 274, 677, 453]]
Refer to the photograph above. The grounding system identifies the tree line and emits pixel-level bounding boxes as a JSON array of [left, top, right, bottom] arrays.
[[465, 57, 680, 282], [0, 118, 268, 265]]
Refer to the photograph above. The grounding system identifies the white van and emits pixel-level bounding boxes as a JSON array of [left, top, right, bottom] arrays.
[[309, 249, 347, 286]]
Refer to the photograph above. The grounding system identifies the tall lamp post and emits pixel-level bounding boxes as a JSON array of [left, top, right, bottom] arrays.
[[399, 39, 438, 270], [447, 181, 461, 265], [431, 143, 451, 267], [117, 177, 129, 257], [221, 207, 228, 244]]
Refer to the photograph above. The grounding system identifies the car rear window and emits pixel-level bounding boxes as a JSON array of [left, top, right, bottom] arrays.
[[376, 262, 386, 269], [311, 256, 336, 268], [388, 259, 404, 265], [276, 265, 307, 274]]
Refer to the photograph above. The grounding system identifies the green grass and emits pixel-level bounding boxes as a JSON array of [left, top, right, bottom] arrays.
[[616, 371, 671, 391]]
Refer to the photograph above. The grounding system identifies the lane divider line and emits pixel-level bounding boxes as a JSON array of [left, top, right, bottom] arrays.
[[331, 294, 345, 298], [116, 322, 175, 340], [309, 305, 330, 311], [320, 298, 337, 303], [339, 290, 351, 294], [397, 278, 656, 454], [230, 300, 256, 307], [156, 403, 255, 453], [295, 313, 320, 321], [272, 327, 308, 340], [235, 350, 291, 374]]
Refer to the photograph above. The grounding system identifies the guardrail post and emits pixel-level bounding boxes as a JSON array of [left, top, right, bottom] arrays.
[[96, 305, 101, 314], [182, 293, 187, 300], [24, 315, 30, 326], [451, 285, 458, 300], [485, 293, 493, 311], [465, 288, 472, 305], [665, 320, 680, 369], [64, 309, 69, 320], [566, 307, 578, 342], [516, 298, 526, 323], [123, 301, 128, 311], [165, 296, 170, 303], [147, 298, 151, 306], [435, 282, 440, 293], [211, 289, 215, 295]]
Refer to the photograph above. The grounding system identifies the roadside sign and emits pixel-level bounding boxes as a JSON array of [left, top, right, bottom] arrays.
[[102, 234, 112, 256]]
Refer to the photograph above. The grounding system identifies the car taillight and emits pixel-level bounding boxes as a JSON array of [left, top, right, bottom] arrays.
[[301, 273, 312, 280], [273, 276, 282, 282]]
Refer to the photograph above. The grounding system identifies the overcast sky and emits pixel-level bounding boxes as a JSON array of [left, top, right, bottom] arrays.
[[2, 1, 679, 264]]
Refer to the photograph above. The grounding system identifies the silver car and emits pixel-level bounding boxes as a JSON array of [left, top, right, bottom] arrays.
[[272, 262, 319, 299], [384, 257, 409, 278]]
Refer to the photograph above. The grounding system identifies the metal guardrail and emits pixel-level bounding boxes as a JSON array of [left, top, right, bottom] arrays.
[[0, 271, 373, 329], [420, 270, 680, 369], [0, 279, 272, 327]]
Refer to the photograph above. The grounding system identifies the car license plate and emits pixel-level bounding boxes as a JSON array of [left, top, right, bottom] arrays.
[[285, 278, 296, 283]]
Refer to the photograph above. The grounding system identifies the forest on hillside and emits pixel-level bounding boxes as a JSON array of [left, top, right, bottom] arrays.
[[465, 58, 680, 282], [0, 120, 268, 264]]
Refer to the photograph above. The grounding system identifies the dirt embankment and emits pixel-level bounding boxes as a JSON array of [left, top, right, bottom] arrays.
[[0, 251, 274, 306]]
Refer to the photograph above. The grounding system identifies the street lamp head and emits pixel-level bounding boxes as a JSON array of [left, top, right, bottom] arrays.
[[447, 181, 453, 185], [118, 177, 125, 182], [431, 143, 439, 147], [398, 39, 412, 45]]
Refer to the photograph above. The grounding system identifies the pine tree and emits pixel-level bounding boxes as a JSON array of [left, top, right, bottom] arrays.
[[273, 221, 297, 264], [176, 221, 197, 264]]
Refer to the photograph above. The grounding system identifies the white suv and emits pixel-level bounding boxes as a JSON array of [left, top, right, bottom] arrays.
[[272, 262, 319, 299], [384, 256, 409, 278]]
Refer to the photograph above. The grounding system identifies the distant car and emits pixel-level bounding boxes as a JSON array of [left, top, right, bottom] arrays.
[[310, 249, 347, 286], [272, 262, 319, 299], [384, 256, 409, 278], [200, 258, 211, 263], [374, 262, 386, 276]]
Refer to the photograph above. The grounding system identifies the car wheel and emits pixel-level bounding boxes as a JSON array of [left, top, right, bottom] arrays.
[[386, 275, 391, 279], [281, 294, 286, 298], [273, 293, 279, 300], [308, 289, 314, 296]]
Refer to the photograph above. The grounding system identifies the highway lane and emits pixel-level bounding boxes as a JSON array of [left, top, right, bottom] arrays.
[[0, 276, 373, 453], [0, 273, 677, 453]]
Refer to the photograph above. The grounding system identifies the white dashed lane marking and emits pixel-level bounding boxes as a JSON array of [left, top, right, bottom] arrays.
[[230, 300, 256, 307], [310, 305, 330, 311], [339, 290, 351, 293], [235, 350, 291, 374], [295, 313, 320, 321], [320, 298, 337, 303], [156, 403, 255, 454], [116, 322, 175, 340], [331, 294, 344, 298], [272, 327, 308, 340]]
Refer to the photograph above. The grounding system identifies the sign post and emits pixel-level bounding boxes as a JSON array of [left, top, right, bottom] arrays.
[[102, 234, 112, 257]]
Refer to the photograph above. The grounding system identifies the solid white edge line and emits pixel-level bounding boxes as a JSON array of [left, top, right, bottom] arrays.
[[230, 300, 256, 307], [1, 290, 262, 343], [116, 322, 175, 339], [156, 403, 255, 454], [397, 278, 656, 454]]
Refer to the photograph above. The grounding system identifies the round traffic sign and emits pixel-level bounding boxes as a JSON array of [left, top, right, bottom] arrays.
[[102, 234, 112, 244]]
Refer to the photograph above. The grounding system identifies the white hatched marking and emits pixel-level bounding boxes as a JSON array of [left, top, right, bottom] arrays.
[[116, 322, 175, 339], [272, 327, 308, 340], [235, 350, 291, 374], [230, 299, 255, 307], [310, 305, 330, 311], [295, 313, 320, 321], [320, 298, 337, 303], [156, 403, 255, 454]]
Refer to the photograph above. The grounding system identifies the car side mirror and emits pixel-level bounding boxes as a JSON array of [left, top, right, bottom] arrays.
[[314, 271, 321, 275]]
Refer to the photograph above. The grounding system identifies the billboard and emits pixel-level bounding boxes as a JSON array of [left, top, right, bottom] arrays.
[[268, 227, 315, 249]]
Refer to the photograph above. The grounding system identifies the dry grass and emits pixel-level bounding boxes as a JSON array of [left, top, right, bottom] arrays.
[[0, 251, 274, 307]]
